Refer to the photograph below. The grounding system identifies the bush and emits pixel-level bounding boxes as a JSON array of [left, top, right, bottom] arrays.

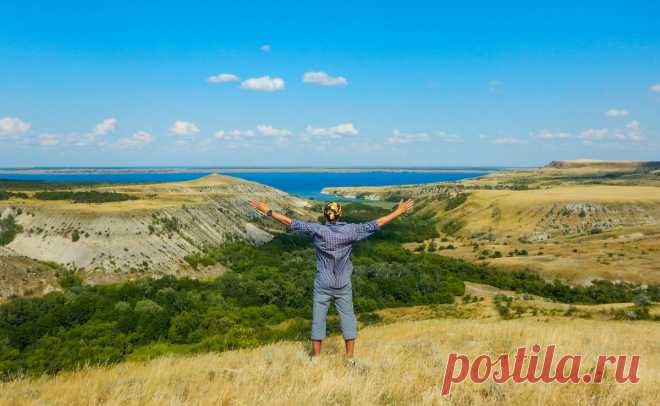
[[57, 270, 82, 288], [441, 220, 464, 235], [0, 215, 22, 246], [33, 191, 137, 204], [0, 191, 28, 200], [445, 193, 468, 211]]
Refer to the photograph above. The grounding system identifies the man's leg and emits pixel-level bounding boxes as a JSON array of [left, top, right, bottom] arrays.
[[335, 284, 358, 358], [344, 338, 355, 358], [311, 287, 331, 356]]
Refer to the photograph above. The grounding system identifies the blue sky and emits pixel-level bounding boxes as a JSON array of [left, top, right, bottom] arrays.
[[1, 1, 659, 167]]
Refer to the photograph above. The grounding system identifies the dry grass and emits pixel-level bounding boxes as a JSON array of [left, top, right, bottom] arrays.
[[2, 317, 658, 406]]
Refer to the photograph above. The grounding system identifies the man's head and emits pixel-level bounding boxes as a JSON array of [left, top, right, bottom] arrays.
[[323, 201, 342, 223]]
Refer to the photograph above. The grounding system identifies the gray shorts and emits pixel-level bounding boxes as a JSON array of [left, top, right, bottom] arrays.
[[311, 282, 357, 340]]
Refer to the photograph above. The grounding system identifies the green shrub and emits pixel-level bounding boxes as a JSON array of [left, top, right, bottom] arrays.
[[33, 191, 137, 204], [445, 193, 468, 211], [441, 220, 464, 235], [0, 215, 22, 246]]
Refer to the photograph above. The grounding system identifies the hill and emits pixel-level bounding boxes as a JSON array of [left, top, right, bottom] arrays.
[[0, 174, 313, 299], [323, 161, 660, 284], [1, 315, 657, 405]]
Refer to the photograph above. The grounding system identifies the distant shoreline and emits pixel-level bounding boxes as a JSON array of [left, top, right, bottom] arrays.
[[0, 167, 516, 175]]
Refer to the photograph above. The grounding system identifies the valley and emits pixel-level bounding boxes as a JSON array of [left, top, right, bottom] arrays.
[[324, 160, 660, 284], [0, 174, 313, 299]]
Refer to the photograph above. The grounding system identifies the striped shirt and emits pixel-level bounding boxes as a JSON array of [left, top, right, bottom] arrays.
[[290, 219, 380, 288]]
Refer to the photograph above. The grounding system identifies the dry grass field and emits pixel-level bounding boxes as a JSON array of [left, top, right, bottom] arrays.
[[423, 186, 660, 284], [2, 315, 657, 406], [327, 161, 660, 284]]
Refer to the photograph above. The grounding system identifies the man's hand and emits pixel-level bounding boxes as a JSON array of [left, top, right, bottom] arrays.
[[249, 199, 270, 215], [249, 199, 293, 226], [395, 199, 415, 214], [376, 199, 415, 228]]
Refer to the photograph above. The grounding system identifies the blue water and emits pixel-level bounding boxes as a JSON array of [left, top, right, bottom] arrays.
[[0, 171, 487, 200]]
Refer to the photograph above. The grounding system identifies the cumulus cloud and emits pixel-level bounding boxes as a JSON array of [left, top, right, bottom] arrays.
[[305, 123, 358, 138], [580, 127, 642, 142], [605, 109, 629, 118], [436, 132, 463, 143], [207, 73, 240, 83], [535, 130, 571, 140], [170, 120, 200, 136], [214, 129, 256, 141], [650, 83, 660, 93], [488, 80, 502, 92], [38, 134, 59, 146], [492, 137, 528, 145], [256, 124, 291, 137], [91, 118, 117, 136], [116, 131, 154, 148], [0, 117, 31, 135], [388, 129, 429, 144], [387, 129, 462, 144], [580, 128, 609, 141], [241, 76, 285, 92], [303, 72, 348, 86], [260, 44, 272, 53]]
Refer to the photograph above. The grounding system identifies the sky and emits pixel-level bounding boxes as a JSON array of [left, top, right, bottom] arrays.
[[1, 1, 659, 167]]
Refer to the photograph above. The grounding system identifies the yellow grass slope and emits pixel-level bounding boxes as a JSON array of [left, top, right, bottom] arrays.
[[2, 317, 658, 406]]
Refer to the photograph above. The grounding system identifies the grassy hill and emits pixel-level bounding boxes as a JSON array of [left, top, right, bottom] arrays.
[[2, 312, 657, 405], [0, 174, 313, 299], [324, 161, 660, 284]]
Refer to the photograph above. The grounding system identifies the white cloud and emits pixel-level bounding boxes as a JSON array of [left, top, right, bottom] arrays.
[[260, 44, 272, 53], [170, 120, 200, 136], [38, 134, 59, 146], [605, 109, 629, 118], [387, 129, 461, 144], [580, 127, 643, 142], [650, 83, 660, 93], [91, 118, 117, 136], [388, 129, 429, 144], [580, 128, 609, 141], [241, 76, 285, 92], [488, 80, 502, 92], [116, 131, 154, 148], [615, 132, 642, 141], [436, 132, 463, 143], [535, 130, 571, 140], [0, 117, 31, 135], [492, 137, 528, 145], [207, 73, 240, 83], [214, 129, 255, 140], [256, 124, 291, 137], [303, 71, 348, 87], [305, 123, 358, 138], [626, 120, 640, 130]]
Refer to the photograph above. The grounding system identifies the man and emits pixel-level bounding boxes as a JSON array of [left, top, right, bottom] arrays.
[[249, 199, 415, 359]]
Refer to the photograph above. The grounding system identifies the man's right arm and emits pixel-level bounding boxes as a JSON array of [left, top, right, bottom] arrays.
[[249, 200, 319, 235], [249, 200, 292, 226]]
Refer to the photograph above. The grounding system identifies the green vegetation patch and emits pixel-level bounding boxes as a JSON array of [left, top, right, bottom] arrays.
[[0, 215, 23, 246], [33, 191, 138, 204], [441, 219, 464, 235], [445, 193, 469, 211], [0, 191, 29, 200], [0, 200, 657, 380]]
